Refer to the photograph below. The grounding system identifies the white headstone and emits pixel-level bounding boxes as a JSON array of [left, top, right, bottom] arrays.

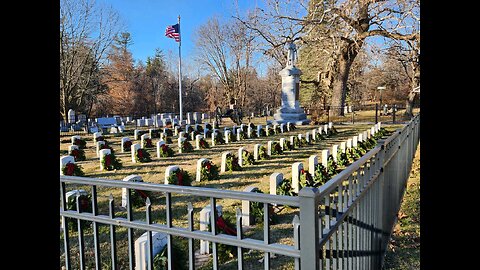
[[195, 135, 203, 150], [67, 109, 75, 123], [371, 127, 376, 136], [178, 137, 187, 153], [241, 186, 260, 226], [247, 126, 253, 138], [199, 204, 223, 254], [93, 132, 102, 142], [71, 135, 81, 144], [287, 122, 292, 132], [347, 139, 352, 149], [358, 133, 363, 142], [99, 149, 111, 170], [318, 126, 323, 135], [220, 151, 232, 173], [211, 131, 216, 146], [311, 129, 317, 141], [68, 145, 79, 152], [257, 125, 263, 137], [270, 173, 283, 195], [290, 136, 296, 148], [134, 130, 141, 140], [279, 138, 286, 151], [131, 143, 141, 163], [267, 141, 274, 156], [291, 162, 303, 193], [340, 142, 346, 153], [156, 140, 166, 158], [305, 132, 311, 144], [363, 130, 369, 140], [118, 126, 125, 133], [121, 137, 131, 153], [110, 127, 118, 134], [309, 155, 318, 177], [253, 144, 262, 160], [60, 156, 75, 175], [134, 231, 168, 270], [121, 175, 143, 208], [238, 147, 245, 167], [280, 123, 285, 133], [164, 165, 180, 184], [332, 145, 338, 162], [196, 158, 208, 182], [321, 150, 330, 167], [324, 124, 329, 133], [225, 130, 231, 144], [236, 128, 242, 141], [353, 136, 358, 148], [328, 122, 333, 129], [265, 125, 271, 136], [96, 141, 106, 157], [141, 134, 150, 148]]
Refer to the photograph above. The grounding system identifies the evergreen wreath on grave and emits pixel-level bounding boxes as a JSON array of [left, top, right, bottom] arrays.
[[283, 140, 293, 151], [336, 150, 349, 167], [209, 211, 237, 264], [225, 153, 241, 171], [204, 130, 212, 139], [271, 142, 283, 155], [266, 127, 274, 136], [197, 125, 204, 132], [94, 135, 104, 142], [250, 189, 276, 224], [135, 148, 152, 163], [164, 136, 173, 144], [167, 168, 192, 186], [69, 148, 86, 162], [346, 147, 361, 162], [358, 141, 369, 153], [313, 163, 330, 186], [143, 138, 154, 148], [242, 150, 255, 166], [248, 123, 256, 129], [288, 123, 297, 131], [186, 126, 194, 133], [293, 136, 301, 148], [258, 128, 266, 137], [199, 160, 220, 181], [315, 132, 325, 141], [274, 125, 281, 134], [373, 127, 390, 140], [73, 138, 87, 149], [164, 129, 173, 137], [102, 152, 123, 170], [327, 126, 338, 136], [62, 162, 85, 176], [100, 141, 115, 154], [199, 137, 210, 149], [365, 137, 377, 149], [226, 131, 236, 142], [276, 178, 297, 197], [129, 188, 150, 208], [205, 123, 213, 130], [150, 129, 160, 138], [153, 237, 188, 270], [158, 144, 174, 157], [299, 137, 309, 146], [258, 145, 268, 160], [122, 140, 133, 152], [214, 132, 225, 144], [238, 130, 246, 140], [299, 168, 317, 188], [65, 192, 92, 231], [180, 140, 194, 152], [326, 155, 338, 177]]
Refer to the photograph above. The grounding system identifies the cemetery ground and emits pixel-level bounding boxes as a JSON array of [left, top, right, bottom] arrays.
[[59, 113, 411, 269]]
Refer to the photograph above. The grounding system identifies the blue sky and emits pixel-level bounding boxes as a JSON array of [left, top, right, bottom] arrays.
[[99, 0, 261, 66]]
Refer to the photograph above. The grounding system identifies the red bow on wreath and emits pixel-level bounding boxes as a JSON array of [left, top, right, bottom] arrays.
[[177, 171, 183, 186], [216, 216, 237, 236]]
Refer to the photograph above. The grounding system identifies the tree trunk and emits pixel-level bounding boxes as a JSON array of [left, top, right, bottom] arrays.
[[404, 91, 417, 118], [330, 54, 353, 116]]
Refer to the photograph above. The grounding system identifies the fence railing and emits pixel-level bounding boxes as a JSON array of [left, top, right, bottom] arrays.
[[59, 114, 420, 269]]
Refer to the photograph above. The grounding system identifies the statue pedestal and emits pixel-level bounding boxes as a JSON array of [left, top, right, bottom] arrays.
[[270, 64, 310, 125]]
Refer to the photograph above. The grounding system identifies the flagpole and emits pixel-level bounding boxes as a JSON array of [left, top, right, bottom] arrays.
[[178, 15, 183, 124]]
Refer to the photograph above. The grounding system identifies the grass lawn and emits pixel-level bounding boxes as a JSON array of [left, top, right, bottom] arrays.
[[60, 115, 406, 269]]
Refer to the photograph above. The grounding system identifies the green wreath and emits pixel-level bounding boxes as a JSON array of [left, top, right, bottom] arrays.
[[167, 168, 192, 186]]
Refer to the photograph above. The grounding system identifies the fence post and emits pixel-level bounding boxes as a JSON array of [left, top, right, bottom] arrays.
[[299, 187, 320, 270]]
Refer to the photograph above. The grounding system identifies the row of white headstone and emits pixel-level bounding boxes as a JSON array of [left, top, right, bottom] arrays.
[[267, 122, 383, 194]]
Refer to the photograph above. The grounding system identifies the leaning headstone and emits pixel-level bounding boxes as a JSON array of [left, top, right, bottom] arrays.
[[156, 140, 166, 158], [241, 186, 261, 226], [60, 156, 75, 175], [309, 155, 318, 177], [134, 231, 168, 270], [164, 165, 180, 184], [291, 162, 303, 193], [96, 141, 106, 157], [131, 143, 141, 163], [238, 147, 245, 167], [332, 145, 338, 162], [321, 150, 330, 167], [121, 175, 143, 208], [253, 144, 262, 161], [99, 149, 111, 170], [199, 204, 223, 254], [270, 173, 284, 195], [220, 151, 232, 173]]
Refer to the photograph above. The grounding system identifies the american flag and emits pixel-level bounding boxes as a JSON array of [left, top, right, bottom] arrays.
[[165, 23, 180, 42]]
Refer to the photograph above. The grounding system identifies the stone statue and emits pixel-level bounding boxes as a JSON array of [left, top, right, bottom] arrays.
[[286, 42, 297, 67]]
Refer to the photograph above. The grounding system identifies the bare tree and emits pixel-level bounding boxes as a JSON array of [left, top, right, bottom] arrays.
[[60, 0, 123, 120]]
